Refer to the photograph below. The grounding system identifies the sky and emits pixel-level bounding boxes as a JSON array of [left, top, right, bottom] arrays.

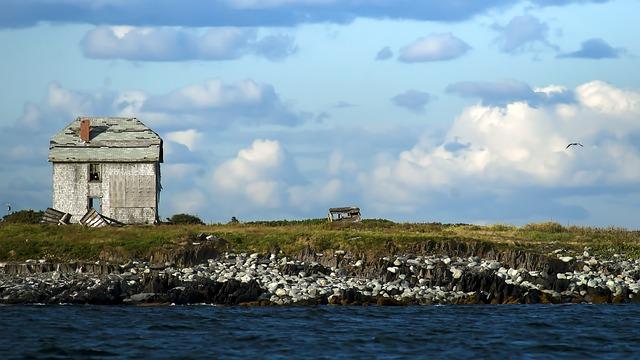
[[1, 0, 640, 227]]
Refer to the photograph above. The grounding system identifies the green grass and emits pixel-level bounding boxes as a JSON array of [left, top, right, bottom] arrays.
[[0, 220, 639, 262]]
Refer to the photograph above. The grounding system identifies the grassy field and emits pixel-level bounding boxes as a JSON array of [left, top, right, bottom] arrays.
[[0, 219, 639, 262]]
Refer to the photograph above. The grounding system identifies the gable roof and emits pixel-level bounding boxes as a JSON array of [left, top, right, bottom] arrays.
[[48, 117, 163, 163]]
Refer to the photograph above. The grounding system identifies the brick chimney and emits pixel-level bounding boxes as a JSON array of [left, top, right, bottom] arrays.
[[80, 118, 90, 142]]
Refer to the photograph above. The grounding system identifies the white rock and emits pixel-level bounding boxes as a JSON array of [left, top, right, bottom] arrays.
[[559, 256, 574, 263], [354, 260, 363, 267], [450, 268, 463, 279], [275, 288, 288, 297], [393, 259, 402, 266]]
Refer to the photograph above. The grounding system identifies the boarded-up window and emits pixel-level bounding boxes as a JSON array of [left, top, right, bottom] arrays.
[[109, 175, 156, 208]]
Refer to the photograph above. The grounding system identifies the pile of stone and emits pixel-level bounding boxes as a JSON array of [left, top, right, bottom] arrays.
[[2, 247, 640, 305]]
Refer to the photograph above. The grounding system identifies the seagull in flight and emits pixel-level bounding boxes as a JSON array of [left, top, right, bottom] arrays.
[[565, 142, 583, 149]]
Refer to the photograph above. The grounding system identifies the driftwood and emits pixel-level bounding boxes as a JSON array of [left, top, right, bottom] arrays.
[[79, 209, 124, 228], [41, 208, 71, 225]]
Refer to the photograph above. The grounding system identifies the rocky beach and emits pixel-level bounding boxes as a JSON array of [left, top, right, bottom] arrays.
[[2, 235, 640, 306]]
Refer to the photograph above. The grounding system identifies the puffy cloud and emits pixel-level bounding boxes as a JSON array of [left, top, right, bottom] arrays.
[[211, 139, 302, 207], [144, 79, 307, 127], [576, 81, 640, 115], [0, 1, 607, 28], [558, 38, 625, 59], [446, 80, 574, 106], [390, 90, 432, 113], [45, 82, 114, 118], [399, 33, 470, 62], [81, 26, 297, 61], [251, 33, 298, 61], [165, 129, 202, 151], [375, 46, 393, 61], [16, 80, 309, 131], [492, 15, 555, 53], [363, 80, 640, 222]]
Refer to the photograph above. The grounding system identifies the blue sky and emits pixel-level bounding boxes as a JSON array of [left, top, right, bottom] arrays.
[[1, 0, 640, 226]]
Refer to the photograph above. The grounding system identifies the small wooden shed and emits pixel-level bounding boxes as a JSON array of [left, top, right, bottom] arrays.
[[327, 207, 361, 223]]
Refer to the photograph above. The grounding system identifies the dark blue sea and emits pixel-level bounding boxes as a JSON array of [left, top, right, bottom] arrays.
[[1, 305, 639, 359]]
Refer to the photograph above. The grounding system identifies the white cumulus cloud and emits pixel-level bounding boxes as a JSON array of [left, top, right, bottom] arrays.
[[363, 81, 640, 217], [212, 139, 300, 207], [165, 129, 203, 151], [81, 26, 297, 61], [399, 33, 470, 62]]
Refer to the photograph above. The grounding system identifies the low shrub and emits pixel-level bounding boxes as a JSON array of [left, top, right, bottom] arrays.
[[521, 222, 566, 233], [166, 213, 205, 225], [489, 224, 516, 232], [2, 210, 43, 224]]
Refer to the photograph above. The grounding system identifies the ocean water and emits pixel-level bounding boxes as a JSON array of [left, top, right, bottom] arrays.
[[1, 305, 639, 359]]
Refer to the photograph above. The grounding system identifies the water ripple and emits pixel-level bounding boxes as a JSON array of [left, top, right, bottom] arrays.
[[1, 305, 640, 359]]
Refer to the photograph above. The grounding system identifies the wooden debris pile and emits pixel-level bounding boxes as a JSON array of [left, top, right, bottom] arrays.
[[79, 209, 124, 228], [41, 208, 71, 225]]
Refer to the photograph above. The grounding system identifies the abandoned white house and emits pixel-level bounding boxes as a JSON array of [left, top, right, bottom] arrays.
[[48, 117, 163, 224]]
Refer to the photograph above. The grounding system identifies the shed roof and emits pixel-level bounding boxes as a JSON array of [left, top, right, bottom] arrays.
[[48, 117, 163, 163], [328, 207, 360, 213]]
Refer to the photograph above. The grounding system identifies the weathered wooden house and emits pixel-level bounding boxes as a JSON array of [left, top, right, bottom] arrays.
[[48, 117, 163, 224]]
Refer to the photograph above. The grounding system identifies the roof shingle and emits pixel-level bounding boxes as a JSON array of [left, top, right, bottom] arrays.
[[48, 117, 163, 163]]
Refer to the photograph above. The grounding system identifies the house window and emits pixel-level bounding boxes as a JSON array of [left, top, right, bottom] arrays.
[[89, 163, 101, 182]]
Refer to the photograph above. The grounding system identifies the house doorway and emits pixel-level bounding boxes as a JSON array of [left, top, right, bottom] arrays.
[[88, 197, 101, 213]]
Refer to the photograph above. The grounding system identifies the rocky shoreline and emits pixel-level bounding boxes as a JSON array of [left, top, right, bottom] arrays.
[[2, 238, 640, 305]]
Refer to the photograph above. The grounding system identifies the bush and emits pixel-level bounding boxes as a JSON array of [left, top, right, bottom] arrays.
[[245, 219, 326, 226], [166, 213, 204, 225], [489, 224, 516, 232], [2, 210, 44, 224], [521, 222, 566, 233]]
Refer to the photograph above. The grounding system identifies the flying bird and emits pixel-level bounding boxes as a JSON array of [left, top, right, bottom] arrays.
[[565, 142, 583, 149]]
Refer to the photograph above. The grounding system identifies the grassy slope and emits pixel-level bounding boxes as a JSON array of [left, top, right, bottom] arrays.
[[0, 220, 639, 262]]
